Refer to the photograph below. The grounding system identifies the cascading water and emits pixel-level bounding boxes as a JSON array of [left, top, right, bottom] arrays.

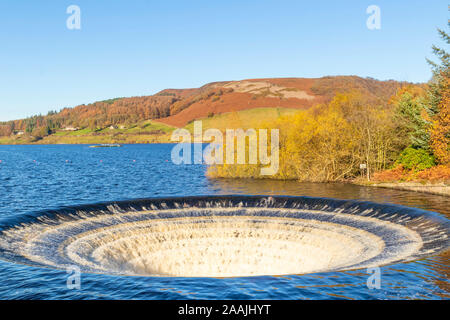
[[0, 195, 448, 278]]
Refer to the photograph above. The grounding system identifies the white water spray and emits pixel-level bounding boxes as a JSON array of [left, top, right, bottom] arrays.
[[0, 196, 448, 277]]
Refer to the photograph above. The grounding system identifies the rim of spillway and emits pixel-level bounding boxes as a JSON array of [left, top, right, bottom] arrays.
[[0, 195, 448, 278]]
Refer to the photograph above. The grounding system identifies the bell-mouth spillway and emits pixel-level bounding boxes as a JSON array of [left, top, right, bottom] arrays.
[[0, 195, 448, 278]]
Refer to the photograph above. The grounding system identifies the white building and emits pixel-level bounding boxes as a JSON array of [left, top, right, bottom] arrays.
[[62, 126, 79, 131]]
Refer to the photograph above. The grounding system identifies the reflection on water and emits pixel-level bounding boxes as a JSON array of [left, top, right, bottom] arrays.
[[210, 178, 450, 299], [428, 252, 450, 296], [211, 179, 450, 216]]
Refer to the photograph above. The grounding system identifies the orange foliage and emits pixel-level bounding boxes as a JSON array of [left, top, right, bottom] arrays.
[[372, 166, 407, 182], [429, 76, 450, 165], [417, 165, 450, 182], [373, 165, 450, 183], [312, 76, 406, 103], [388, 85, 425, 106]]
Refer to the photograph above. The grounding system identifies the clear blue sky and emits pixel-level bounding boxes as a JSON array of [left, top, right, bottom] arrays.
[[0, 0, 448, 121]]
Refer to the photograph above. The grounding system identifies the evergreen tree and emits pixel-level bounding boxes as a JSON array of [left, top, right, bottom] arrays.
[[426, 18, 449, 116]]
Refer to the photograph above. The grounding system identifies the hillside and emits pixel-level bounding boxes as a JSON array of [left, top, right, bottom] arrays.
[[0, 76, 410, 144], [158, 76, 406, 127], [0, 108, 297, 145]]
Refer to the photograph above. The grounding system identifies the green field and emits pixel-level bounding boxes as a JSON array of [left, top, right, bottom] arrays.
[[0, 108, 297, 145], [183, 107, 299, 132]]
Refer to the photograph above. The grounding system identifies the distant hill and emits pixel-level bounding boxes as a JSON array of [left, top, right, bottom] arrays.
[[0, 76, 410, 143], [158, 76, 407, 127]]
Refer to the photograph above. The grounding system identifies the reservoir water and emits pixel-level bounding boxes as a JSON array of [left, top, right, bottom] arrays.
[[0, 144, 448, 299]]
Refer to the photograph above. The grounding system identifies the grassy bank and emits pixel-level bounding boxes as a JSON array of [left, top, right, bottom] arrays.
[[0, 107, 296, 145], [183, 107, 298, 132], [0, 120, 175, 145]]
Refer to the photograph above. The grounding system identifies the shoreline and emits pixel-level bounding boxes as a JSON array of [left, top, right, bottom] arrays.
[[1, 141, 448, 197], [354, 181, 450, 196], [0, 141, 176, 146], [0, 136, 174, 146]]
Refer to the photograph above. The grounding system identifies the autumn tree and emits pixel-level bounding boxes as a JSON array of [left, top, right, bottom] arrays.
[[429, 76, 449, 164], [210, 92, 402, 182], [426, 19, 449, 164], [329, 92, 401, 180]]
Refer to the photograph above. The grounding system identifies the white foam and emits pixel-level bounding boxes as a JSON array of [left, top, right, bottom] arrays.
[[0, 205, 431, 277]]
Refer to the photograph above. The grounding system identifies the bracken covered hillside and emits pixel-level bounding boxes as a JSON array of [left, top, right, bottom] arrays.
[[0, 76, 409, 136], [158, 76, 408, 127]]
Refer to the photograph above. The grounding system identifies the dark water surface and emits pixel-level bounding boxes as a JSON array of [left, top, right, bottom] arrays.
[[0, 144, 448, 299]]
